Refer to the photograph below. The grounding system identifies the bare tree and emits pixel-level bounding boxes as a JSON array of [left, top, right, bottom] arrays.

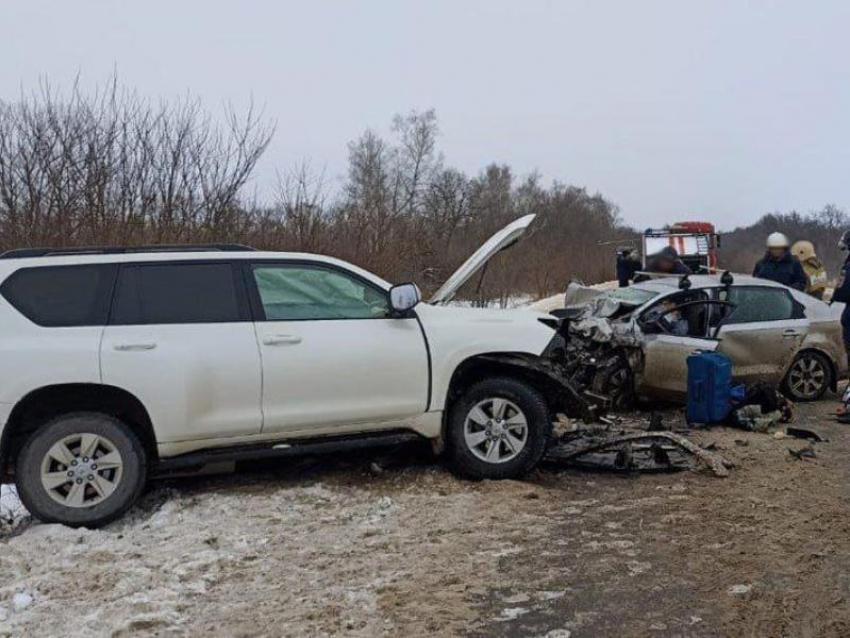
[[0, 85, 632, 302], [0, 77, 273, 249]]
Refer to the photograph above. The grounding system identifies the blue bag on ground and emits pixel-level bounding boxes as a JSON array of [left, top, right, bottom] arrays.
[[687, 352, 732, 424]]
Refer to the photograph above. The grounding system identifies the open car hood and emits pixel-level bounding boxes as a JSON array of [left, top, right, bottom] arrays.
[[429, 214, 536, 304]]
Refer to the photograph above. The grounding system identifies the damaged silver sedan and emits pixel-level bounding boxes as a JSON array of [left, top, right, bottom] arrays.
[[542, 274, 847, 407]]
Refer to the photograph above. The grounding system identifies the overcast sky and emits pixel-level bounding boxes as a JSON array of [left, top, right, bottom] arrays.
[[2, 1, 849, 229]]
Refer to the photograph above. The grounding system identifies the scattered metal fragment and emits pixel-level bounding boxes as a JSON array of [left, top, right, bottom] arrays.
[[547, 430, 732, 477], [785, 427, 827, 443], [647, 412, 668, 431], [788, 446, 817, 460]]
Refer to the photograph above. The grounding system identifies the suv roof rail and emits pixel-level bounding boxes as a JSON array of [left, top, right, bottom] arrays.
[[0, 244, 258, 259]]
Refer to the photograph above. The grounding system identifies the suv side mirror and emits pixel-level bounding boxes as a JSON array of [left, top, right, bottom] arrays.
[[389, 283, 421, 314]]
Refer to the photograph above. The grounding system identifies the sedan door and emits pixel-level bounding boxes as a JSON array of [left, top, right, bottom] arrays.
[[247, 261, 429, 435], [715, 285, 808, 385], [636, 295, 720, 401], [639, 333, 719, 401]]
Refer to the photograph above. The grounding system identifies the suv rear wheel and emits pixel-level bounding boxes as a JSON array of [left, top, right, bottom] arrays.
[[15, 412, 148, 527], [447, 377, 552, 480]]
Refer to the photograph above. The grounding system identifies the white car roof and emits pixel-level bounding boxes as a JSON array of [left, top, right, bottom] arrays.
[[630, 273, 787, 293], [0, 250, 393, 289]]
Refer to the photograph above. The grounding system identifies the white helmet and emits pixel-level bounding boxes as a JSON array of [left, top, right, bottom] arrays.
[[766, 232, 790, 249]]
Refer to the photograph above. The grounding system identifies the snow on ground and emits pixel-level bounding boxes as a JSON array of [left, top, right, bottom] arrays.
[[0, 460, 554, 637], [448, 294, 534, 309], [2, 403, 850, 637], [0, 486, 26, 533]]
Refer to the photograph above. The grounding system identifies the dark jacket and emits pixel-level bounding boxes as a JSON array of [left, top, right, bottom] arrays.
[[616, 254, 641, 287], [831, 255, 850, 343], [752, 251, 807, 291], [633, 251, 692, 283], [666, 260, 692, 276]]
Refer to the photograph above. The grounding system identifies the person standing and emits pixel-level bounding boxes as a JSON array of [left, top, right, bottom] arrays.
[[831, 231, 850, 366], [752, 233, 807, 291], [634, 246, 692, 283], [791, 240, 828, 299], [616, 246, 641, 287]]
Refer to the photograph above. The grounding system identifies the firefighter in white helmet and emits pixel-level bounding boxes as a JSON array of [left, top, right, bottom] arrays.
[[752, 232, 807, 291], [791, 240, 828, 299]]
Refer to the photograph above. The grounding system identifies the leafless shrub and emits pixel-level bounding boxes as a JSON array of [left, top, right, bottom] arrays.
[[0, 77, 273, 248]]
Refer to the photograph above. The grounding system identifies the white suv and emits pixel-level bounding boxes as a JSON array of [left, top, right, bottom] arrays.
[[0, 215, 577, 527]]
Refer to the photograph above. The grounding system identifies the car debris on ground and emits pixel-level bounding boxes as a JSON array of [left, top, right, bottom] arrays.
[[545, 413, 733, 477]]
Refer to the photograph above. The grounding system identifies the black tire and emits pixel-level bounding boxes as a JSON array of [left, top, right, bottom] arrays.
[[593, 356, 635, 411], [781, 350, 833, 402], [15, 412, 148, 527], [447, 377, 552, 480]]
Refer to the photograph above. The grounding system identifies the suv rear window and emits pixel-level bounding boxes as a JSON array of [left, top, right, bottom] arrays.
[[111, 263, 244, 325], [0, 264, 117, 327]]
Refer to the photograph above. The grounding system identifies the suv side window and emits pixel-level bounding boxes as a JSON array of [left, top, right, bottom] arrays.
[[719, 286, 800, 324], [251, 263, 390, 321], [1, 264, 117, 327], [111, 263, 244, 325]]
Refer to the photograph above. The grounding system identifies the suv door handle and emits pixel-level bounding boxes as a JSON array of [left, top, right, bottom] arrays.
[[262, 335, 302, 346], [782, 329, 801, 338], [113, 342, 157, 351]]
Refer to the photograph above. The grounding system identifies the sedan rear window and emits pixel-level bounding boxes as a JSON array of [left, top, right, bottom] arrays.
[[720, 286, 798, 324], [0, 264, 117, 327]]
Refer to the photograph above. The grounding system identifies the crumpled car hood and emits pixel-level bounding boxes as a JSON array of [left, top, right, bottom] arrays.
[[564, 282, 636, 319], [563, 282, 643, 346]]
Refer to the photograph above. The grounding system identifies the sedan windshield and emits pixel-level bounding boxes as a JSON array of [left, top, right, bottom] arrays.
[[605, 287, 658, 306]]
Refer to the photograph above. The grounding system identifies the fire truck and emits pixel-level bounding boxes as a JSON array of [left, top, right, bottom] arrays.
[[643, 221, 720, 273]]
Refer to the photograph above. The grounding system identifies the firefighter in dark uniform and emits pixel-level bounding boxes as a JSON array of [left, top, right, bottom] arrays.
[[752, 232, 807, 291], [616, 246, 641, 287]]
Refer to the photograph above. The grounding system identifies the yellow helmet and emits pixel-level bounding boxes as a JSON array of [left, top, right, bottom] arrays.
[[791, 240, 816, 262]]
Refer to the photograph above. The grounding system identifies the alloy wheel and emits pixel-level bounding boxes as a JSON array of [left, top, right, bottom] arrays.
[[463, 398, 528, 464], [39, 433, 124, 508], [788, 356, 827, 400]]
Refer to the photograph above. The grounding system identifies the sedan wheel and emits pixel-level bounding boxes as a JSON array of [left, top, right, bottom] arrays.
[[784, 352, 832, 401], [463, 398, 528, 464]]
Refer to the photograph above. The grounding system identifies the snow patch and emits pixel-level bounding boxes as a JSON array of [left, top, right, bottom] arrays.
[[12, 592, 33, 611], [0, 485, 27, 532], [496, 607, 529, 622]]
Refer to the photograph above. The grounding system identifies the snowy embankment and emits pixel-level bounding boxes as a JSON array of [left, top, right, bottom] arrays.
[[0, 485, 26, 532], [0, 465, 559, 637]]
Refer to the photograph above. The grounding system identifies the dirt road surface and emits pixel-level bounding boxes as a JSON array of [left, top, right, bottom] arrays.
[[1, 399, 849, 637]]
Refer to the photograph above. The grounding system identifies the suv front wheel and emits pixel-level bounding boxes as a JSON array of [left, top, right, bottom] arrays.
[[447, 377, 552, 480], [15, 412, 148, 527]]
